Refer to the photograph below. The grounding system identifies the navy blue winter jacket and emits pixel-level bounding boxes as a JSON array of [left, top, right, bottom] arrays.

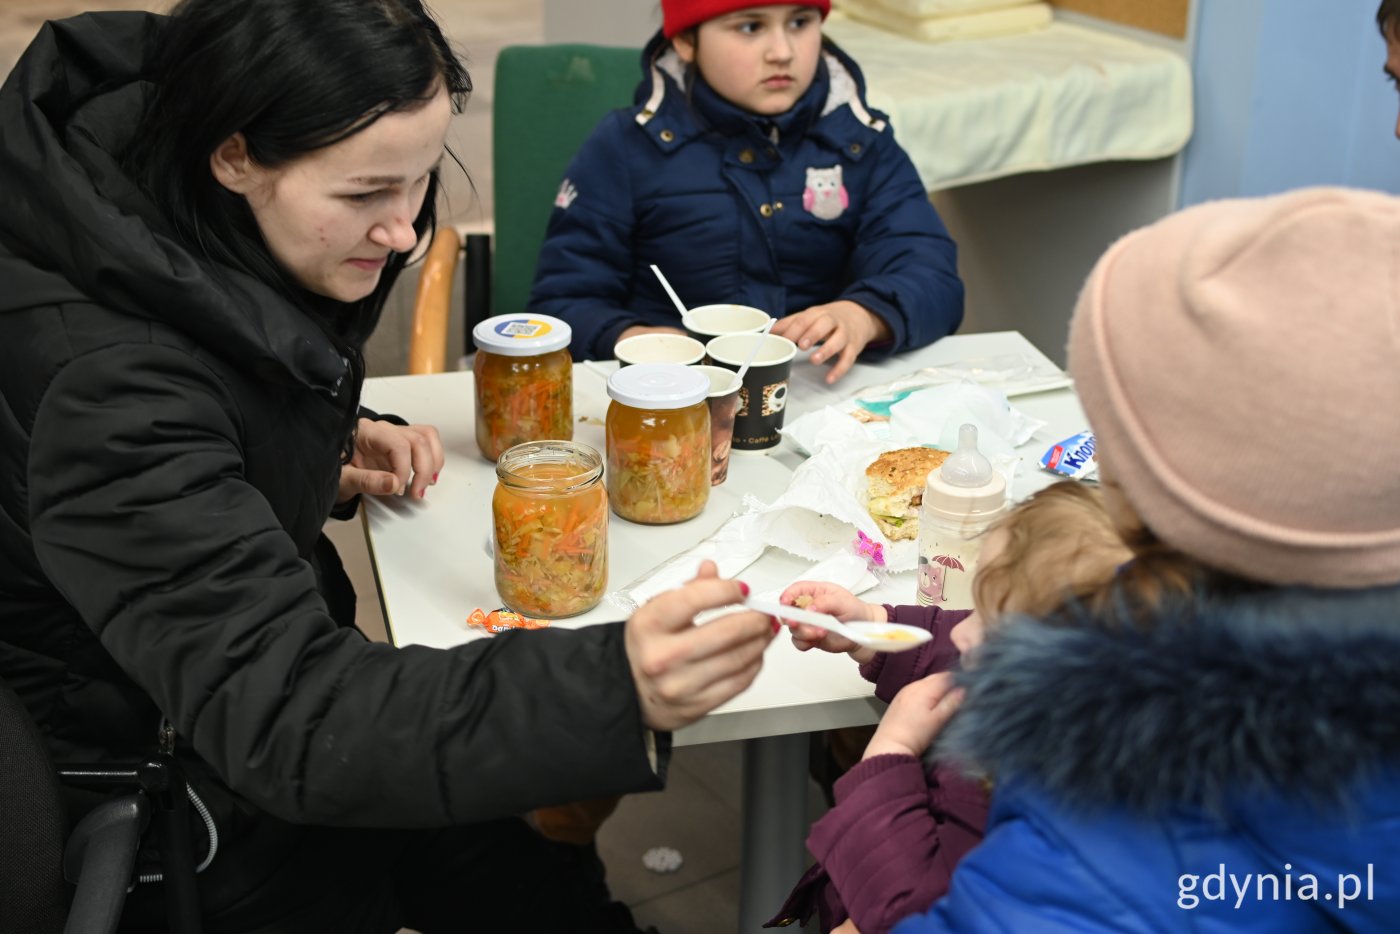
[[529, 32, 964, 360]]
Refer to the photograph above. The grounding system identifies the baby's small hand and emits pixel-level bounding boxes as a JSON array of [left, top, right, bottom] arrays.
[[779, 581, 882, 663], [778, 581, 869, 622], [863, 672, 965, 761]]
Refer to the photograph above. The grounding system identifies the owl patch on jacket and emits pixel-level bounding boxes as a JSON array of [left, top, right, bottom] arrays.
[[803, 165, 849, 220]]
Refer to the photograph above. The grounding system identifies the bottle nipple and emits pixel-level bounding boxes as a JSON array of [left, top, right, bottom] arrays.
[[940, 424, 994, 488]]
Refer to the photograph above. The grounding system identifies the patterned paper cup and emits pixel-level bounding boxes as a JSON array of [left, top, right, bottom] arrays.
[[703, 333, 797, 452]]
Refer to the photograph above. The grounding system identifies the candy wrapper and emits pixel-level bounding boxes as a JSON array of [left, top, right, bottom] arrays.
[[1040, 431, 1098, 480], [465, 608, 551, 635]]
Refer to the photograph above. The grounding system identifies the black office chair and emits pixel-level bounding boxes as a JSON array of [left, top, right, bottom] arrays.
[[0, 677, 200, 934]]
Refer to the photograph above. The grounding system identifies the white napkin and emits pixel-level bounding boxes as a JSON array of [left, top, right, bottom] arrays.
[[888, 381, 1042, 460], [606, 510, 768, 614], [754, 552, 879, 603]]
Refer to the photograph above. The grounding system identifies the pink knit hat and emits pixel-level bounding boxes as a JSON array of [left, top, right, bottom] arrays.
[[661, 0, 831, 38], [1068, 187, 1400, 588]]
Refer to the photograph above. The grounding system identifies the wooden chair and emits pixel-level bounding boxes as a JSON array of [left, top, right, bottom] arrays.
[[407, 227, 463, 375]]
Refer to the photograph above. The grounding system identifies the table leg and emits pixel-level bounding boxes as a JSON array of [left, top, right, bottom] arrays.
[[737, 732, 811, 932]]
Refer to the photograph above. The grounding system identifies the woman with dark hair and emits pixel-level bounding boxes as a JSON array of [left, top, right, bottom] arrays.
[[0, 2, 774, 931]]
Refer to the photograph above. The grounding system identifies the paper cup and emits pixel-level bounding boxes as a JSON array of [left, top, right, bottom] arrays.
[[682, 304, 772, 343], [704, 333, 797, 452], [690, 365, 742, 484], [614, 333, 705, 368]]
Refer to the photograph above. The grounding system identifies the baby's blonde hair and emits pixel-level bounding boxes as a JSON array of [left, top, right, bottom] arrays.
[[972, 481, 1131, 623]]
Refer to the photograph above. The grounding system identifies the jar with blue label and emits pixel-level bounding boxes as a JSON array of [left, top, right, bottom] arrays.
[[472, 314, 573, 461]]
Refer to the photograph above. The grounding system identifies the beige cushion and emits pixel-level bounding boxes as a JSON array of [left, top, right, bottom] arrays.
[[837, 0, 1039, 15], [838, 0, 1053, 42]]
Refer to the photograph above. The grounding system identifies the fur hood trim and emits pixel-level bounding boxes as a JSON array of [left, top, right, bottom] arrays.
[[938, 583, 1400, 815]]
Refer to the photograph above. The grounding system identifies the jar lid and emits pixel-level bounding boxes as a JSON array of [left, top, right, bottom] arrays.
[[473, 314, 571, 356], [607, 363, 709, 410]]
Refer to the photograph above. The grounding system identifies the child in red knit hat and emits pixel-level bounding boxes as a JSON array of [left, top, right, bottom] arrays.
[[529, 2, 963, 384]]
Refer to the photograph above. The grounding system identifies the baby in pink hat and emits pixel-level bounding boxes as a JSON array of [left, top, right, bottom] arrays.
[[885, 187, 1400, 934]]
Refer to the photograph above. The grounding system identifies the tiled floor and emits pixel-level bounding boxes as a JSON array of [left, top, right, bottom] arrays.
[[4, 4, 825, 931]]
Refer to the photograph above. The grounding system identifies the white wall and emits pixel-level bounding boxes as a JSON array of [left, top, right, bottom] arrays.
[[542, 0, 658, 46]]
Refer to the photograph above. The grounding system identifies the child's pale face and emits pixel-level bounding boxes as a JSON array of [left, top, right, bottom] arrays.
[[950, 609, 984, 655], [950, 529, 1007, 655], [673, 5, 824, 117]]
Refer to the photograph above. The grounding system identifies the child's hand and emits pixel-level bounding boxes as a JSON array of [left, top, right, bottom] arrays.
[[770, 300, 892, 384], [778, 581, 884, 664], [863, 672, 965, 761]]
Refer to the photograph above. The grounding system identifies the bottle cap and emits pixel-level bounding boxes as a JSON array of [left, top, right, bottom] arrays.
[[923, 424, 1009, 523], [607, 363, 709, 410], [473, 314, 572, 356]]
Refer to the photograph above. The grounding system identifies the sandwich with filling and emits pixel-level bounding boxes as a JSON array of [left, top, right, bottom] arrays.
[[863, 446, 949, 541]]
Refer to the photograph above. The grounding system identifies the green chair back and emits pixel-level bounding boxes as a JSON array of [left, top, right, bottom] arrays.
[[491, 44, 642, 318]]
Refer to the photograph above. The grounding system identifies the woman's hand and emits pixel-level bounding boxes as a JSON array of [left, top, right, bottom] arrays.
[[625, 560, 776, 732], [778, 581, 883, 664], [770, 300, 891, 385], [337, 417, 445, 503], [863, 672, 964, 761]]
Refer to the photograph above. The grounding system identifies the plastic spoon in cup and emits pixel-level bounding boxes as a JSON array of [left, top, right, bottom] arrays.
[[733, 318, 776, 388], [649, 264, 689, 317], [744, 596, 932, 653]]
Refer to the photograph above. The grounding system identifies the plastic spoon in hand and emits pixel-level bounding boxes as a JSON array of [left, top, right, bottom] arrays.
[[733, 317, 776, 388], [649, 264, 689, 317], [745, 596, 932, 653]]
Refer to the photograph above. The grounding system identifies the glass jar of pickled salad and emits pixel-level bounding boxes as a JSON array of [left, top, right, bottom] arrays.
[[473, 314, 573, 461], [605, 364, 710, 524], [492, 441, 608, 618]]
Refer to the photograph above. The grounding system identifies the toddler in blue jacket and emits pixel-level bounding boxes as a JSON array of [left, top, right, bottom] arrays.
[[528, 0, 964, 383]]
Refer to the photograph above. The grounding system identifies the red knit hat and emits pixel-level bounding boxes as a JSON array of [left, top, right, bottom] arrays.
[[662, 1, 832, 38]]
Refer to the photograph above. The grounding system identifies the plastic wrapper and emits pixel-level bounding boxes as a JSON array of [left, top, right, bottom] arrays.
[[465, 608, 552, 635], [1040, 430, 1098, 480]]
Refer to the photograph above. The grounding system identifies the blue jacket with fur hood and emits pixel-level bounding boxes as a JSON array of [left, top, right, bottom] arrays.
[[528, 32, 964, 360], [894, 584, 1400, 933]]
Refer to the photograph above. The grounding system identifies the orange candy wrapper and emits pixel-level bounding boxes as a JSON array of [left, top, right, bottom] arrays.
[[466, 608, 552, 635]]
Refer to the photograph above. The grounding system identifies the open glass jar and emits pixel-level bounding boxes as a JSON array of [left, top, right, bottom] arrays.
[[472, 314, 573, 461], [605, 364, 711, 524], [492, 441, 608, 618]]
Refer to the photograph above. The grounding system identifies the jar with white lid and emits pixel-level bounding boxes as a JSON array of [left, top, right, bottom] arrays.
[[472, 314, 573, 461], [605, 364, 710, 524]]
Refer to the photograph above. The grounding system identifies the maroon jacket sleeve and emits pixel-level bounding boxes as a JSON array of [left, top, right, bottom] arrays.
[[806, 754, 990, 934], [859, 605, 970, 702]]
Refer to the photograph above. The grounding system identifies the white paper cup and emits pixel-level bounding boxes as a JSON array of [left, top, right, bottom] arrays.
[[614, 333, 706, 367], [681, 304, 772, 342]]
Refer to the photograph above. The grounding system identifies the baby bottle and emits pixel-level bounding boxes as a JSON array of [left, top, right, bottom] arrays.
[[916, 424, 1010, 607]]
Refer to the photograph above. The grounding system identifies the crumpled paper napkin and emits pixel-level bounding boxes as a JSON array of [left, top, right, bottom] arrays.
[[766, 381, 1042, 571], [606, 380, 1043, 602]]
